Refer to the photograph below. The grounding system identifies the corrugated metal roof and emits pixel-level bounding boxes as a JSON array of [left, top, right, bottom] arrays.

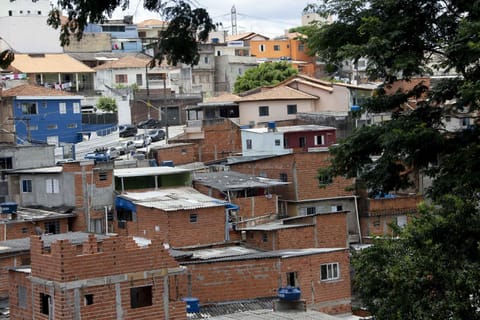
[[0, 207, 76, 225], [238, 221, 313, 231], [11, 54, 95, 73], [181, 247, 347, 264], [119, 186, 226, 211], [9, 166, 63, 174], [193, 171, 289, 191], [114, 166, 190, 178]]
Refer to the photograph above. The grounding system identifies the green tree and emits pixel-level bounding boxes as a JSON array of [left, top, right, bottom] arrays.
[[233, 61, 298, 93], [304, 0, 480, 318], [14, 0, 214, 68], [96, 96, 117, 112]]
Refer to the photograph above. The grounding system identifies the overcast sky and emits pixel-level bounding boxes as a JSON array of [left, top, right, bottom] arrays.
[[112, 0, 315, 38]]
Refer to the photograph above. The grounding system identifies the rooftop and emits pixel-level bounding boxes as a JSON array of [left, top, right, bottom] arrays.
[[237, 85, 318, 102], [2, 85, 81, 98], [118, 186, 226, 211], [0, 206, 75, 225], [193, 171, 289, 191], [10, 53, 95, 73], [241, 124, 336, 134], [114, 166, 190, 178]]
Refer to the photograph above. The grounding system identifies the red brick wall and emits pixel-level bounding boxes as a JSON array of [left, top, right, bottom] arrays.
[[199, 120, 242, 162], [178, 250, 351, 314], [2, 219, 69, 240], [8, 270, 31, 319], [11, 235, 186, 320], [121, 205, 227, 247], [234, 195, 277, 220], [230, 152, 354, 202], [245, 213, 348, 250], [0, 254, 29, 298], [153, 143, 198, 166]]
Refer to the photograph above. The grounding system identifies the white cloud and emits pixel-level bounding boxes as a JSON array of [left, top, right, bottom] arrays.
[[112, 0, 312, 38]]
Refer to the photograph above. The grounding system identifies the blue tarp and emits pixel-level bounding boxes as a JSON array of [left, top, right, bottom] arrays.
[[115, 196, 136, 212]]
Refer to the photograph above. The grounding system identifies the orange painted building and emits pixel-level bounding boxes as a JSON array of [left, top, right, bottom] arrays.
[[250, 38, 316, 76]]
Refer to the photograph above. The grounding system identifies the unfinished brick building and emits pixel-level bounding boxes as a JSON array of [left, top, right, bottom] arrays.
[[8, 234, 186, 320]]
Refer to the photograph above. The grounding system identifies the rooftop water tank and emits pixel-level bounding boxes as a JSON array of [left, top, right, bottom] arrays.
[[0, 202, 17, 214], [182, 297, 200, 313], [351, 105, 361, 112], [267, 121, 276, 132], [278, 286, 301, 301]]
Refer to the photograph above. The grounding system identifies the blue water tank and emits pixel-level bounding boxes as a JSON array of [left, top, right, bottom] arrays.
[[267, 121, 276, 131], [0, 202, 17, 214], [182, 297, 200, 313], [212, 38, 219, 44], [160, 160, 174, 167], [351, 105, 361, 112], [278, 287, 301, 301]]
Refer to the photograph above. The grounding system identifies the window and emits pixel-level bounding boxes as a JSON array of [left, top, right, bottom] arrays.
[[246, 139, 252, 150], [18, 286, 27, 309], [67, 123, 78, 128], [190, 213, 198, 223], [45, 221, 60, 234], [136, 74, 143, 86], [315, 135, 325, 145], [73, 102, 80, 113], [59, 102, 66, 114], [397, 215, 407, 228], [29, 125, 38, 131], [84, 294, 94, 306], [287, 104, 297, 115], [99, 171, 108, 181], [273, 44, 280, 51], [275, 139, 281, 146], [262, 233, 268, 242], [279, 173, 288, 182], [216, 50, 222, 56], [102, 25, 125, 32], [321, 263, 339, 281], [22, 227, 28, 234], [204, 56, 209, 64], [20, 102, 38, 114], [331, 205, 343, 212], [306, 207, 316, 215], [130, 286, 152, 308], [298, 43, 305, 51], [259, 44, 265, 52], [0, 157, 13, 170], [259, 106, 269, 116], [22, 179, 32, 193], [299, 137, 306, 147], [115, 74, 128, 83], [40, 293, 51, 315], [286, 272, 298, 287], [138, 31, 146, 38], [117, 209, 133, 222], [46, 179, 59, 193], [318, 168, 333, 186], [462, 118, 470, 127], [47, 124, 58, 130]]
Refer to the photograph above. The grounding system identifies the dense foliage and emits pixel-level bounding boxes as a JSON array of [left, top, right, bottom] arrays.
[[96, 96, 117, 112], [304, 0, 480, 318], [233, 61, 298, 93]]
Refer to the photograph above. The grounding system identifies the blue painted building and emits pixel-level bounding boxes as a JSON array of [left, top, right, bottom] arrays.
[[2, 84, 84, 145], [84, 18, 142, 53]]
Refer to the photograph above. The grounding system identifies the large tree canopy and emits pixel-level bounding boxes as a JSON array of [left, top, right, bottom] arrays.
[[233, 61, 298, 93], [304, 0, 480, 318], [0, 0, 216, 68]]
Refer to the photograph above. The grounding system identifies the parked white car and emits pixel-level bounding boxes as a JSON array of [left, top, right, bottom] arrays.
[[132, 134, 152, 148]]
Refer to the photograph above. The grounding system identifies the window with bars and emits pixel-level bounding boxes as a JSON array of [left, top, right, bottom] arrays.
[[115, 74, 128, 83]]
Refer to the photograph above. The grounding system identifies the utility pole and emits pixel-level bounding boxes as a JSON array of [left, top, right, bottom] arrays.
[[162, 73, 169, 143], [231, 5, 237, 36]]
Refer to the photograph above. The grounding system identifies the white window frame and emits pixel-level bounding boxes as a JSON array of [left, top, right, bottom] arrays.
[[259, 44, 265, 52], [59, 102, 67, 114], [46, 178, 60, 194], [315, 135, 325, 145], [73, 102, 80, 114], [321, 263, 340, 281]]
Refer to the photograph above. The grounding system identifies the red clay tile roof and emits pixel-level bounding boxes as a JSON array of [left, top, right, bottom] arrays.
[[94, 55, 153, 70], [2, 84, 76, 97]]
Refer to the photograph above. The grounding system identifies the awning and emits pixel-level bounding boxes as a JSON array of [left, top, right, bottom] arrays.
[[115, 196, 136, 212]]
